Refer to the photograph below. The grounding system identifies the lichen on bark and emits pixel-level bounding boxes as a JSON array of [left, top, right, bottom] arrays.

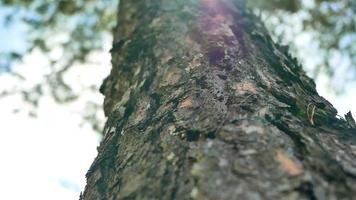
[[83, 0, 356, 199]]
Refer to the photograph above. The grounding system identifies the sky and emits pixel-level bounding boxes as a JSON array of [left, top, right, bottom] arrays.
[[0, 95, 101, 199], [0, 4, 355, 200], [0, 51, 109, 199]]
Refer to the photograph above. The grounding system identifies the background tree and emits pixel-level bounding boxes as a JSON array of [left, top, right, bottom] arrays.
[[81, 0, 356, 199]]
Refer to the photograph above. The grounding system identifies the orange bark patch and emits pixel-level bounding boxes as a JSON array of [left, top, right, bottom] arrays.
[[180, 96, 193, 108], [233, 81, 257, 94], [276, 150, 303, 176]]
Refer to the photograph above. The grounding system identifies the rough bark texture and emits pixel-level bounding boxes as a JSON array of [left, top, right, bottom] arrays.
[[82, 0, 356, 199]]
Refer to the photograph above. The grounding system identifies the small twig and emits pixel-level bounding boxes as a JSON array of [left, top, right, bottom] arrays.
[[307, 103, 316, 125], [310, 105, 316, 125]]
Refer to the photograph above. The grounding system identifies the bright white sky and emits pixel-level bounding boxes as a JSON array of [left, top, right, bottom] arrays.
[[0, 96, 101, 199], [0, 50, 110, 199], [0, 5, 355, 200], [0, 50, 111, 200]]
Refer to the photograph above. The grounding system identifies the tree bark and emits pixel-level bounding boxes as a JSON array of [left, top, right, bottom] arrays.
[[82, 0, 356, 199]]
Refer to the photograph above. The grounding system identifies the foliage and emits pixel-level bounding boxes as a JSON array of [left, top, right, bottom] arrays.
[[249, 0, 356, 92], [0, 0, 117, 132]]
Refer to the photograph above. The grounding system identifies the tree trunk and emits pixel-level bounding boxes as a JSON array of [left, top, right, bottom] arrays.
[[82, 0, 356, 199]]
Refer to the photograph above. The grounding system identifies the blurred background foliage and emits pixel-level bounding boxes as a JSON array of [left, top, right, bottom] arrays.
[[249, 0, 356, 92], [0, 0, 355, 133], [0, 0, 118, 132]]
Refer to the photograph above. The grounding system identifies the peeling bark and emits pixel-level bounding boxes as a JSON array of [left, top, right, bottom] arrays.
[[83, 0, 356, 199]]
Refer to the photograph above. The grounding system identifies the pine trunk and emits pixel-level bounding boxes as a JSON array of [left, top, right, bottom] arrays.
[[82, 0, 356, 199]]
